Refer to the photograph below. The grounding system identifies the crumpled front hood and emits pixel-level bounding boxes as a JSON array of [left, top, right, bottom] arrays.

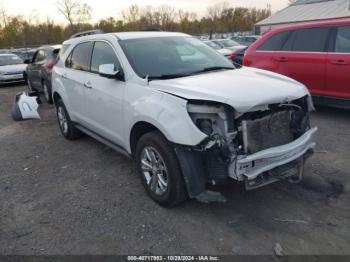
[[150, 67, 310, 113], [0, 64, 27, 73]]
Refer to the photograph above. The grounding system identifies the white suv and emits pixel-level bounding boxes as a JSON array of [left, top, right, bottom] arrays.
[[52, 31, 317, 206]]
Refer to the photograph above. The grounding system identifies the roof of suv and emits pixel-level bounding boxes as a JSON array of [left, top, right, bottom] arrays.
[[63, 31, 190, 44]]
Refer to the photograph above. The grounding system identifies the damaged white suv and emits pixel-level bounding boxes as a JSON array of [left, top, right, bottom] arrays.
[[52, 32, 317, 206]]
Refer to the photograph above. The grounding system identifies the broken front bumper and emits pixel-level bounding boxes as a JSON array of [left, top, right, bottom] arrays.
[[229, 127, 318, 181]]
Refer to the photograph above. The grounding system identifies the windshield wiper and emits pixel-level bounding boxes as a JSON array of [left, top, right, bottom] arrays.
[[147, 73, 192, 81], [194, 66, 235, 74], [146, 66, 235, 81]]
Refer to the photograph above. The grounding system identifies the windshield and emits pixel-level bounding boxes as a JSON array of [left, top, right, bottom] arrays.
[[204, 41, 221, 50], [120, 36, 234, 79], [217, 39, 240, 47], [0, 54, 24, 66]]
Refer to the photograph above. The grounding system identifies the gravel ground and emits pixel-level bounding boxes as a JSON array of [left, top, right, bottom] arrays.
[[0, 84, 349, 255]]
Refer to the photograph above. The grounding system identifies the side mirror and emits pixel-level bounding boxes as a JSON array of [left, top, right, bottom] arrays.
[[24, 59, 31, 64], [99, 64, 120, 79]]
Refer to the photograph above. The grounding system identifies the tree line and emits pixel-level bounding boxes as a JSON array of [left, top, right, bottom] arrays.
[[0, 0, 271, 48]]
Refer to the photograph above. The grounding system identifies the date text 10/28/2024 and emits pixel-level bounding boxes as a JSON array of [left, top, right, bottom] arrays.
[[127, 256, 220, 261]]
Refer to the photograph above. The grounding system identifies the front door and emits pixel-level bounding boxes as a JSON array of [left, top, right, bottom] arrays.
[[83, 41, 125, 147]]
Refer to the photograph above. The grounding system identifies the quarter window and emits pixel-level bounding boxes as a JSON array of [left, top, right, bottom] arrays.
[[68, 42, 92, 71], [257, 31, 290, 51], [91, 41, 120, 74], [334, 26, 350, 53]]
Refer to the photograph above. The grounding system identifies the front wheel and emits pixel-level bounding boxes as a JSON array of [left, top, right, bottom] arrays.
[[135, 131, 187, 207]]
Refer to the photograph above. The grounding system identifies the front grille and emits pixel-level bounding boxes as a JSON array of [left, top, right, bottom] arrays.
[[245, 110, 294, 154]]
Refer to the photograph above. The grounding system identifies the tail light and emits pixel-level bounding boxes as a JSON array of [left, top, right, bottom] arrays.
[[243, 56, 249, 66], [229, 54, 237, 61], [47, 63, 55, 70]]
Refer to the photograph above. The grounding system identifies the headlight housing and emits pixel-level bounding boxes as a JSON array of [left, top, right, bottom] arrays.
[[187, 101, 235, 137]]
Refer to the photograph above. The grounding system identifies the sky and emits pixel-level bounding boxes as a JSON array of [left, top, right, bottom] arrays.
[[1, 0, 290, 24]]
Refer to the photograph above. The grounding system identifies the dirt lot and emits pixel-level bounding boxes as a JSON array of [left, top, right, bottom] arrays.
[[0, 84, 349, 255]]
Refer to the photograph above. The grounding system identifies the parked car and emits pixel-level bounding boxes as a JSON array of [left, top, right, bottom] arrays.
[[25, 45, 61, 103], [243, 21, 350, 109], [21, 49, 37, 62], [212, 39, 247, 65], [52, 31, 316, 206], [212, 39, 246, 51], [233, 35, 260, 46], [0, 54, 27, 84], [203, 40, 236, 61]]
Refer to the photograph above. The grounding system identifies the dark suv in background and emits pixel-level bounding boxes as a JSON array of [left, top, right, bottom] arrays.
[[25, 45, 61, 103]]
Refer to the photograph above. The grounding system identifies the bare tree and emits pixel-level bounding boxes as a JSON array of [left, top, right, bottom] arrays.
[[0, 7, 8, 27], [56, 0, 92, 31]]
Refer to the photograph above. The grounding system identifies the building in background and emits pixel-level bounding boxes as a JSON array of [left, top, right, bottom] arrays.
[[255, 0, 350, 34]]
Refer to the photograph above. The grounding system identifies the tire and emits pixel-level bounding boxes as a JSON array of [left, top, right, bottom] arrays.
[[135, 131, 187, 207], [42, 80, 53, 104], [26, 75, 34, 91], [56, 99, 82, 140]]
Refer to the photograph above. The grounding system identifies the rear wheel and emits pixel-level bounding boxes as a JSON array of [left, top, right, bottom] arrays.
[[26, 75, 34, 91], [135, 131, 187, 207], [42, 80, 53, 104], [56, 100, 82, 140]]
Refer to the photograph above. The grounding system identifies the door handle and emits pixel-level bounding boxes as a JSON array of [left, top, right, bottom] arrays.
[[84, 81, 92, 89], [331, 60, 348, 65], [275, 57, 288, 62]]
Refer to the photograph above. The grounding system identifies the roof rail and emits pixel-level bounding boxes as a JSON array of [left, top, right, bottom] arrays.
[[70, 29, 104, 39]]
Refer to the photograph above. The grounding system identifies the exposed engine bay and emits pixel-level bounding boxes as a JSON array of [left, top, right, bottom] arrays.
[[183, 95, 317, 193]]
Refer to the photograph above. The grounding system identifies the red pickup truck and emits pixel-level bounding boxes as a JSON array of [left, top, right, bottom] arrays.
[[243, 20, 350, 109]]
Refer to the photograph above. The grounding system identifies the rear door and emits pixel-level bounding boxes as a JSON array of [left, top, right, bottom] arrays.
[[326, 26, 350, 100], [63, 41, 93, 123], [273, 27, 331, 95]]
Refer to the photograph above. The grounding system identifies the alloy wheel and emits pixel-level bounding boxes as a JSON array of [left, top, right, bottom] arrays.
[[140, 146, 169, 195], [43, 82, 50, 102], [57, 106, 68, 135]]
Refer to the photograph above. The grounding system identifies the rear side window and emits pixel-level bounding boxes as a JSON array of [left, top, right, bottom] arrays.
[[56, 44, 70, 62], [257, 31, 290, 51], [90, 41, 120, 74], [34, 50, 46, 62], [334, 26, 350, 53], [284, 27, 330, 52], [66, 42, 92, 71]]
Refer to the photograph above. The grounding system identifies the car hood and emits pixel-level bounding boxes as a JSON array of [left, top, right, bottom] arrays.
[[227, 45, 247, 51], [217, 48, 232, 56], [149, 67, 310, 113], [0, 64, 27, 73]]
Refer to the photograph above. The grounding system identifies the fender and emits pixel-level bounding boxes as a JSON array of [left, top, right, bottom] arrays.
[[124, 85, 207, 153]]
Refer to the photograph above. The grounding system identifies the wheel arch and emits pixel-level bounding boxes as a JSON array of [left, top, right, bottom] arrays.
[[129, 121, 164, 158], [52, 91, 62, 105]]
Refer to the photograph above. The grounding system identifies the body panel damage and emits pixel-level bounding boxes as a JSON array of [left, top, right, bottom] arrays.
[[174, 94, 317, 199]]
